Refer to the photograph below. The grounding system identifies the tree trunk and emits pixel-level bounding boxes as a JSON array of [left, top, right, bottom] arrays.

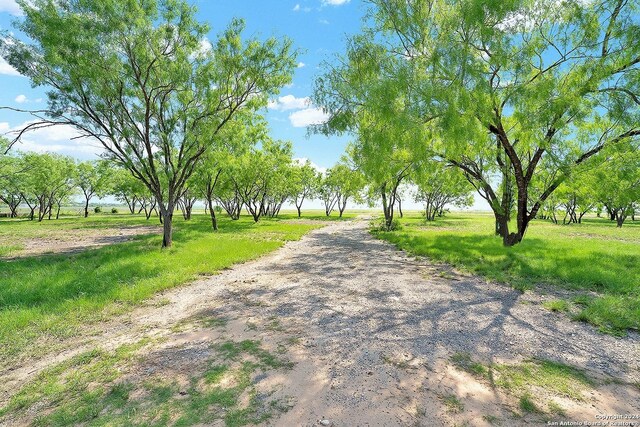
[[84, 198, 90, 218], [161, 204, 174, 248], [208, 199, 218, 231]]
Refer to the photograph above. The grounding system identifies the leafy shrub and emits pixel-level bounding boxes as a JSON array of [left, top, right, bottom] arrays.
[[371, 218, 402, 232], [94, 206, 102, 213], [111, 208, 118, 214]]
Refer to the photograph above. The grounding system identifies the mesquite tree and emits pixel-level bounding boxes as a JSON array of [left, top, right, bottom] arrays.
[[414, 164, 474, 221], [19, 152, 76, 222], [1, 0, 297, 247], [192, 113, 265, 229], [593, 148, 640, 227], [314, 0, 640, 246], [0, 154, 23, 218], [320, 164, 364, 218], [76, 161, 113, 218], [231, 140, 295, 222], [290, 161, 321, 218]]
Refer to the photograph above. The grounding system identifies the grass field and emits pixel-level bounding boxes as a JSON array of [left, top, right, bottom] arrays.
[[0, 211, 340, 366], [373, 212, 640, 335]]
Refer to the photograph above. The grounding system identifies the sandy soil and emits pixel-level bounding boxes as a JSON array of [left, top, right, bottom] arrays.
[[4, 225, 160, 258], [2, 218, 639, 426]]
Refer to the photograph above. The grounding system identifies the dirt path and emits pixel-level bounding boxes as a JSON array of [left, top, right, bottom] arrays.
[[3, 224, 160, 258], [3, 218, 639, 426]]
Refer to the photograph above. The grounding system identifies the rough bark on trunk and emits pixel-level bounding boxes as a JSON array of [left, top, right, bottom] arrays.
[[162, 209, 173, 247], [208, 199, 218, 231]]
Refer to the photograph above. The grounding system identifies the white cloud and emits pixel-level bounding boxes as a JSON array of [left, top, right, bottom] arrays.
[[322, 0, 350, 5], [0, 0, 22, 15], [0, 56, 21, 76], [199, 38, 212, 54], [189, 37, 212, 60], [293, 3, 311, 12], [14, 94, 27, 103], [0, 122, 10, 133], [268, 94, 311, 111], [5, 120, 104, 157], [289, 107, 329, 127], [297, 62, 306, 68], [318, 19, 330, 25], [294, 157, 327, 174]]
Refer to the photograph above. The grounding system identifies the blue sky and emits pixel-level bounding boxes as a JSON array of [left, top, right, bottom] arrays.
[[0, 0, 366, 170]]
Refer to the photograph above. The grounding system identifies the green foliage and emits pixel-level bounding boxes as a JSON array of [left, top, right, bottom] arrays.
[[94, 206, 102, 213], [592, 147, 640, 227], [227, 139, 298, 222], [374, 213, 640, 334], [320, 162, 365, 217], [414, 163, 474, 221]]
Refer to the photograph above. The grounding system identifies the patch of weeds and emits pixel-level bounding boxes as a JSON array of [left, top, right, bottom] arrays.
[[285, 337, 301, 346], [0, 339, 149, 424], [442, 394, 464, 413], [572, 295, 637, 336], [512, 281, 533, 293], [519, 394, 539, 413], [438, 271, 456, 280], [450, 352, 488, 377], [543, 300, 570, 312], [204, 364, 229, 384], [199, 316, 228, 329], [265, 316, 284, 332], [492, 359, 594, 401], [152, 297, 172, 307], [448, 353, 595, 416], [548, 400, 566, 417], [381, 354, 411, 370], [572, 295, 593, 306], [0, 244, 23, 257], [246, 321, 258, 331], [216, 340, 293, 370], [482, 414, 501, 425]]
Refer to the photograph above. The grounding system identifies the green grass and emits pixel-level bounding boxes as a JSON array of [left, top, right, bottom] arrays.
[[519, 394, 539, 413], [542, 300, 570, 313], [0, 337, 292, 426], [0, 213, 322, 366], [442, 394, 464, 413], [373, 213, 640, 334], [450, 353, 595, 416]]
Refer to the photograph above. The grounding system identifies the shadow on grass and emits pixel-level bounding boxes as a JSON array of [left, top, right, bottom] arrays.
[[380, 232, 638, 296], [374, 228, 640, 333]]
